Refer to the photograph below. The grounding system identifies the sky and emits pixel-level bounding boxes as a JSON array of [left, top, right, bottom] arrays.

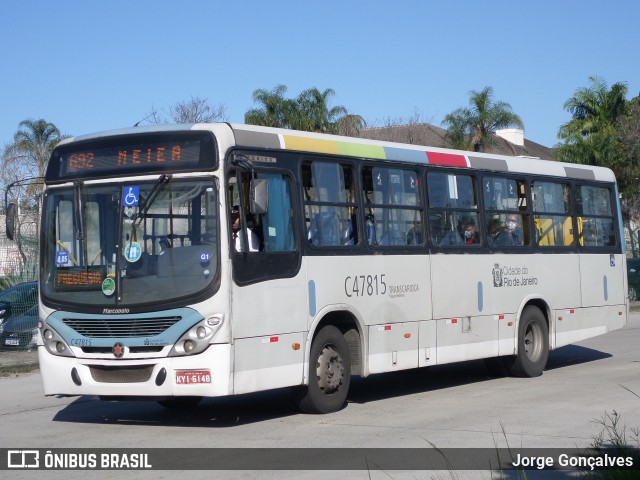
[[1, 0, 639, 150]]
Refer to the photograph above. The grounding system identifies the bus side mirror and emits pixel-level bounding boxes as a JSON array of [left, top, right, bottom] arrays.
[[250, 179, 268, 215], [5, 202, 17, 241]]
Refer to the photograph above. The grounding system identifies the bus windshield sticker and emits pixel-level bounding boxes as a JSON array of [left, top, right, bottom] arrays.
[[448, 175, 459, 199], [56, 250, 69, 266], [122, 186, 139, 207], [124, 242, 142, 263], [102, 277, 116, 296]]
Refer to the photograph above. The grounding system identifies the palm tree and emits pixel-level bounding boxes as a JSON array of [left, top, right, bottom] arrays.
[[2, 119, 64, 276], [293, 87, 349, 133], [556, 76, 628, 167], [244, 85, 296, 128], [13, 119, 64, 179], [245, 85, 365, 136], [442, 86, 524, 152]]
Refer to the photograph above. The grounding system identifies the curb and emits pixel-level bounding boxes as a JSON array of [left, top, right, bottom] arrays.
[[0, 350, 39, 374]]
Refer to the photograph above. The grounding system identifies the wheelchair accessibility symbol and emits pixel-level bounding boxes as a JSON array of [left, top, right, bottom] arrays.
[[123, 186, 140, 207]]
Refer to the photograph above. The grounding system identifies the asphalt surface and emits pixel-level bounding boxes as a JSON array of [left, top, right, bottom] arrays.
[[2, 302, 639, 372]]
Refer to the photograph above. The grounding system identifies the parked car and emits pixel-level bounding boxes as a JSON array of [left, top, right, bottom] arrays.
[[628, 258, 640, 301], [0, 306, 39, 350], [0, 281, 38, 325]]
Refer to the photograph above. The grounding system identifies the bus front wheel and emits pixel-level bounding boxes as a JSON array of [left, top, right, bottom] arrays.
[[293, 325, 351, 414], [505, 305, 549, 377]]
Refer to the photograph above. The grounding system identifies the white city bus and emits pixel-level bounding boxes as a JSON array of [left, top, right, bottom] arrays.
[[7, 123, 628, 413]]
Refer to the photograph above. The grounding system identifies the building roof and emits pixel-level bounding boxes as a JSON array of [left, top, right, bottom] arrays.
[[358, 123, 556, 161]]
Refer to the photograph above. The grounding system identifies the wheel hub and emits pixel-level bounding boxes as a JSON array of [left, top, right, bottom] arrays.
[[524, 323, 542, 361], [316, 345, 345, 393]]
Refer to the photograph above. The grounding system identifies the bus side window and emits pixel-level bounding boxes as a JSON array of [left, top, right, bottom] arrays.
[[303, 160, 358, 248], [428, 172, 480, 247], [362, 166, 422, 247], [532, 181, 573, 248], [575, 185, 617, 249]]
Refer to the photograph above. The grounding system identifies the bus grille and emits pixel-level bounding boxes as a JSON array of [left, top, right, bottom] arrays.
[[89, 365, 154, 383], [62, 316, 181, 338]]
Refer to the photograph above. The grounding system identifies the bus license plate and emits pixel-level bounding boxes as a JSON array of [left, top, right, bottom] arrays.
[[175, 369, 211, 384], [4, 338, 19, 346]]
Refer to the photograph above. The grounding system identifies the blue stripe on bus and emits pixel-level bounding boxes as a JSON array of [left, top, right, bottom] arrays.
[[383, 147, 429, 164], [477, 281, 484, 312], [603, 275, 608, 301], [308, 280, 317, 317]]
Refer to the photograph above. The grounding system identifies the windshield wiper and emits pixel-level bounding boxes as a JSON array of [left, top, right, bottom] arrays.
[[132, 174, 172, 226]]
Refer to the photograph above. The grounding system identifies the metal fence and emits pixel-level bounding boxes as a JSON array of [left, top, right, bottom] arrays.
[[0, 213, 39, 284]]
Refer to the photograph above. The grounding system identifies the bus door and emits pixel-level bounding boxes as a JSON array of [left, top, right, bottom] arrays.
[[227, 167, 307, 394]]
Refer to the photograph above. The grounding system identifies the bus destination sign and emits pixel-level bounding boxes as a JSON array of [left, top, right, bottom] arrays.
[[59, 139, 202, 176]]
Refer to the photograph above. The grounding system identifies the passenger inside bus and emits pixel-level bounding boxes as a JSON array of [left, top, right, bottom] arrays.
[[231, 206, 260, 252], [503, 214, 524, 245], [441, 217, 479, 246], [490, 214, 524, 246]]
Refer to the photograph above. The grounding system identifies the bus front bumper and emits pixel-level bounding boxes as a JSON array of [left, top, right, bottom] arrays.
[[38, 343, 232, 398]]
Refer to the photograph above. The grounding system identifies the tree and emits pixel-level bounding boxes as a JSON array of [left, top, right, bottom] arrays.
[[293, 87, 348, 133], [244, 85, 365, 136], [335, 114, 367, 137], [10, 119, 64, 179], [555, 77, 633, 196], [442, 86, 524, 152], [1, 119, 64, 283], [615, 95, 640, 220], [244, 85, 295, 128], [145, 96, 227, 124], [555, 77, 640, 226], [558, 76, 628, 144], [556, 76, 628, 171], [1, 119, 66, 209]]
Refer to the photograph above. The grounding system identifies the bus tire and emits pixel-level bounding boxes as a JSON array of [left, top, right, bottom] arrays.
[[157, 396, 202, 409], [293, 325, 351, 414], [505, 305, 549, 377]]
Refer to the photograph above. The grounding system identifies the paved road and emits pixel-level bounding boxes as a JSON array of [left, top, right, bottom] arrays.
[[1, 312, 640, 479]]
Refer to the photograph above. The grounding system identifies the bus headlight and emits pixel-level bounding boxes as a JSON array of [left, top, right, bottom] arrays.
[[168, 315, 224, 357], [196, 326, 207, 339], [41, 322, 74, 358]]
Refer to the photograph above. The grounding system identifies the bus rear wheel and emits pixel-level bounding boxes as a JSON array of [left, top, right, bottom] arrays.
[[293, 325, 351, 414], [505, 305, 549, 377]]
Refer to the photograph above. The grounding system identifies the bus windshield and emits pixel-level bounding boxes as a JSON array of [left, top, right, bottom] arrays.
[[41, 178, 218, 309]]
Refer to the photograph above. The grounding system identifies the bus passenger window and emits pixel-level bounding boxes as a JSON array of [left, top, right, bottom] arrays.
[[576, 185, 616, 248], [303, 160, 358, 248], [428, 172, 480, 247], [483, 176, 530, 248], [532, 181, 573, 247], [361, 166, 422, 247]]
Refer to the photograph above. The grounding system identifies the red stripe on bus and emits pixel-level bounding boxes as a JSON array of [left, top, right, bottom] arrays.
[[427, 151, 468, 167]]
